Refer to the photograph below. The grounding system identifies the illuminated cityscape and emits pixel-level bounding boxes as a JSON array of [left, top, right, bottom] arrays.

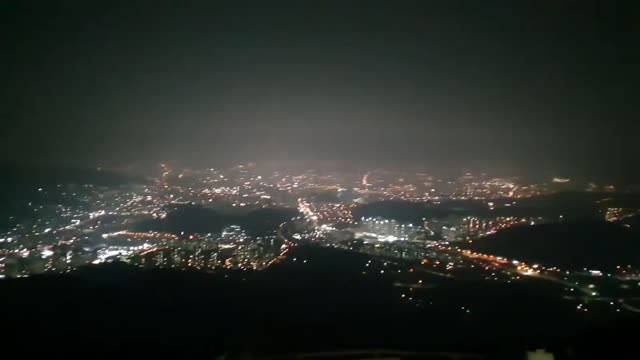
[[3, 1, 639, 357], [2, 165, 638, 303]]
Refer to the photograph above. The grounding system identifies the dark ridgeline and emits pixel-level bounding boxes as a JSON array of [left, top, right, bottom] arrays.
[[135, 204, 299, 237], [468, 221, 640, 272], [0, 164, 145, 187], [0, 165, 144, 231], [354, 193, 640, 271], [353, 192, 640, 223]]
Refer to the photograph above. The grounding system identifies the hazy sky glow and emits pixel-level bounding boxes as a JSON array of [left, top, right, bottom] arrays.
[[2, 1, 638, 180]]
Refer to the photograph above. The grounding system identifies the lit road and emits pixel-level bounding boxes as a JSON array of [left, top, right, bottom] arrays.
[[521, 271, 593, 296], [440, 246, 640, 313], [620, 302, 640, 313], [446, 247, 594, 295], [562, 296, 640, 313], [414, 266, 454, 278]]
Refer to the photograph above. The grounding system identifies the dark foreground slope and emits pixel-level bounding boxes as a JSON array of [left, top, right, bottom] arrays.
[[1, 246, 637, 359]]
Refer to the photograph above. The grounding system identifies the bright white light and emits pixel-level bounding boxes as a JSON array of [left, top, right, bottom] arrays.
[[41, 250, 54, 258]]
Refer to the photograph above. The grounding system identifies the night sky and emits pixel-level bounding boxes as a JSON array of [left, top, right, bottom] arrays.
[[2, 1, 638, 180]]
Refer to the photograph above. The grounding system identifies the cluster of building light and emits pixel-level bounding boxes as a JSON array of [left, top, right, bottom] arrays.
[[461, 216, 546, 238], [299, 202, 353, 225], [604, 207, 638, 222], [3, 163, 637, 283], [354, 217, 419, 243]]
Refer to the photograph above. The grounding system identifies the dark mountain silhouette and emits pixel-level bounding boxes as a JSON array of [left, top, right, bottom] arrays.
[[1, 246, 637, 358], [468, 221, 640, 271], [135, 204, 299, 236], [0, 165, 145, 231], [353, 192, 640, 223], [0, 164, 145, 187]]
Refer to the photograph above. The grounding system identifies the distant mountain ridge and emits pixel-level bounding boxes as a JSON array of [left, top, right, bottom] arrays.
[[0, 164, 146, 187], [0, 165, 146, 231]]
